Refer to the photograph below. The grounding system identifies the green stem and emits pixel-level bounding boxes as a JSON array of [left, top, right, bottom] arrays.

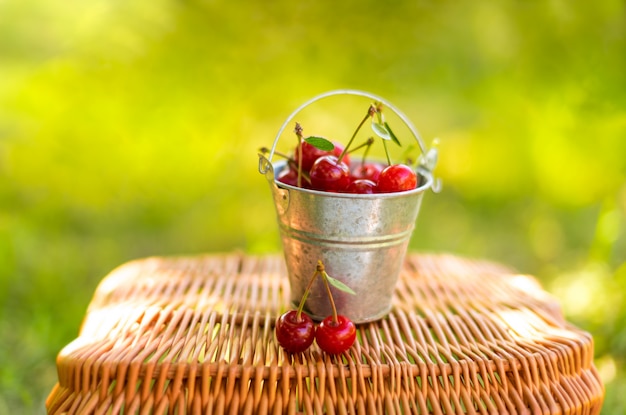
[[374, 103, 392, 165], [358, 137, 375, 166], [338, 104, 376, 164], [260, 147, 293, 162], [296, 268, 319, 321], [295, 122, 304, 188], [345, 137, 374, 157], [383, 139, 392, 165], [318, 261, 339, 324]]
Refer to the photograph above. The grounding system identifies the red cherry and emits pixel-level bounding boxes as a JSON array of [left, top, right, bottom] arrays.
[[376, 164, 418, 193], [277, 167, 309, 188], [351, 162, 384, 182], [309, 155, 351, 192], [295, 140, 350, 172], [315, 315, 356, 354], [277, 168, 298, 187], [275, 310, 316, 353], [346, 179, 376, 194]]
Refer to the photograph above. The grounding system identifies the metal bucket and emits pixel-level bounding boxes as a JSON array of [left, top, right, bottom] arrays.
[[258, 90, 438, 323]]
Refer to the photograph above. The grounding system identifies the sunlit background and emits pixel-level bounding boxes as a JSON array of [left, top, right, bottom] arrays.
[[1, 0, 625, 413]]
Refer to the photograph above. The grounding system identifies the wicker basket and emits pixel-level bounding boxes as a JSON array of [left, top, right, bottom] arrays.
[[46, 253, 604, 414]]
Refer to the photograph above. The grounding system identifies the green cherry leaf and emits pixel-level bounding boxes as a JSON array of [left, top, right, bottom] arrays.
[[323, 272, 356, 295], [304, 136, 334, 151], [384, 122, 402, 146], [371, 121, 392, 141]]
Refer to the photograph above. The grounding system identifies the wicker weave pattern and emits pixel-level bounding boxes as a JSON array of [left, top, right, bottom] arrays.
[[46, 253, 604, 414]]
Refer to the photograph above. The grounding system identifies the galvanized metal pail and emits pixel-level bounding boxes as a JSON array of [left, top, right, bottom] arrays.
[[258, 90, 438, 323]]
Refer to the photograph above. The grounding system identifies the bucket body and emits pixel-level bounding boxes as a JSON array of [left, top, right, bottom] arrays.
[[265, 160, 433, 323]]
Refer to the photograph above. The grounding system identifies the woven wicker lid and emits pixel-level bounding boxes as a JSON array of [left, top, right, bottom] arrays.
[[47, 253, 604, 414]]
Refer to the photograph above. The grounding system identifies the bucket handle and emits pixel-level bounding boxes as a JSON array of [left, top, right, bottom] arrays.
[[258, 89, 440, 192]]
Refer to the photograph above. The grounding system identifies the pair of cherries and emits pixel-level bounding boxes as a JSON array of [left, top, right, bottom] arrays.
[[275, 261, 356, 355]]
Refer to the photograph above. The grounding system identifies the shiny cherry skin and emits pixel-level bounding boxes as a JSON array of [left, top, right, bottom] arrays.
[[295, 140, 350, 172], [351, 162, 384, 182], [309, 155, 351, 192], [347, 179, 377, 194], [376, 164, 418, 193], [315, 315, 356, 355], [275, 310, 316, 353]]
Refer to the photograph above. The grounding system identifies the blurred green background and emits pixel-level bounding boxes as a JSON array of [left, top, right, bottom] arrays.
[[1, 0, 624, 413]]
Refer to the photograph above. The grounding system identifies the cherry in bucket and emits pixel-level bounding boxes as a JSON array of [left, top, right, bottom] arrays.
[[309, 155, 351, 192], [295, 139, 348, 172], [351, 161, 383, 182], [276, 101, 419, 194], [346, 179, 376, 194], [377, 164, 417, 193]]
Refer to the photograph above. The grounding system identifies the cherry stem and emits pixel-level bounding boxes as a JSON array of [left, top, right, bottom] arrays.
[[372, 103, 392, 166], [317, 261, 339, 325], [260, 147, 292, 161], [338, 104, 376, 164], [345, 137, 374, 157], [357, 137, 375, 166], [260, 147, 310, 184], [375, 102, 384, 123], [294, 122, 304, 188], [287, 160, 311, 184], [296, 266, 319, 321], [383, 139, 392, 165]]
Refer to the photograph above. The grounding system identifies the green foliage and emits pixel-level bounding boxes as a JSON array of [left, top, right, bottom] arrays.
[[304, 136, 334, 151], [0, 0, 624, 413]]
